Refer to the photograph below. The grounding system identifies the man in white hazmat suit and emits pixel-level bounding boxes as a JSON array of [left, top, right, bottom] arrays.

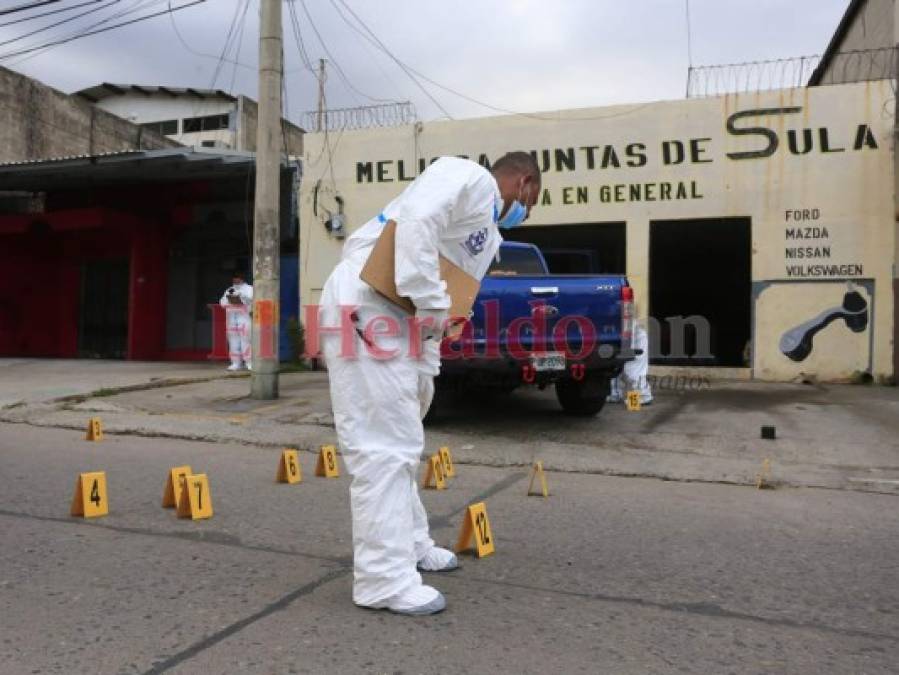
[[318, 153, 541, 616], [219, 271, 253, 371]]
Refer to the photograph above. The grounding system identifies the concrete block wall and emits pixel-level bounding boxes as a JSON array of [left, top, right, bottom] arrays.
[[0, 66, 180, 163], [237, 96, 304, 156]]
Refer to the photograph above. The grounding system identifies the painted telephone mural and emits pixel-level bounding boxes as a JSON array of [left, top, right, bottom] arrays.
[[755, 281, 873, 380]]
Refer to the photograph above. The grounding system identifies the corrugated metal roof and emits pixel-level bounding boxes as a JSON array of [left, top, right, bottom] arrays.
[[74, 83, 237, 103], [0, 149, 144, 169], [0, 148, 274, 192]]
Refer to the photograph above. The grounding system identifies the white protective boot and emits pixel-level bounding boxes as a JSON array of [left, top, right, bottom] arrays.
[[417, 546, 459, 572], [366, 583, 446, 616]]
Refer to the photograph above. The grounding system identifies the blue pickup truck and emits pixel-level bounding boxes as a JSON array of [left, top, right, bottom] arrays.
[[436, 241, 634, 417]]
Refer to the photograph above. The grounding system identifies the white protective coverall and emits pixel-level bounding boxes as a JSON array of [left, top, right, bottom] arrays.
[[320, 157, 503, 607], [610, 322, 652, 404], [219, 281, 253, 369]]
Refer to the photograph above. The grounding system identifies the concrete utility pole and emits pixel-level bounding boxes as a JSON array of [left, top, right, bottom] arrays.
[[316, 59, 326, 132], [251, 0, 282, 400]]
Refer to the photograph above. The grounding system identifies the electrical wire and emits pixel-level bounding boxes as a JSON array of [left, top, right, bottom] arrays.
[[330, 0, 452, 118], [298, 0, 393, 104], [327, 0, 406, 103], [167, 0, 253, 73], [333, 0, 654, 123], [285, 0, 315, 73], [5, 0, 175, 64], [0, 0, 121, 49], [0, 0, 64, 17], [3, 0, 149, 64], [0, 0, 102, 28], [227, 0, 250, 93], [209, 0, 246, 89], [167, 0, 304, 77]]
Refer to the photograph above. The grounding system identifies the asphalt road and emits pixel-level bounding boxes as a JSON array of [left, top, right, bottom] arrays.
[[1, 421, 897, 674]]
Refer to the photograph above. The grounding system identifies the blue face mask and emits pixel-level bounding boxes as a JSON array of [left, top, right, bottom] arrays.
[[496, 184, 530, 230]]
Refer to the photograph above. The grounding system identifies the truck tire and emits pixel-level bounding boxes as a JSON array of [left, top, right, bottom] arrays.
[[555, 375, 609, 416]]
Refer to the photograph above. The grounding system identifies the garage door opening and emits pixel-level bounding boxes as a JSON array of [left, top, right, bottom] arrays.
[[79, 258, 130, 359], [502, 222, 626, 274], [649, 217, 751, 367]]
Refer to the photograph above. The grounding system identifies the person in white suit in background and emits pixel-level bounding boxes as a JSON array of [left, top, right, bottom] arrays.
[[609, 320, 653, 405], [220, 271, 253, 371]]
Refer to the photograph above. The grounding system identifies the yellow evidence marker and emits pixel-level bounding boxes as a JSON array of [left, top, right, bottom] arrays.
[[162, 465, 192, 508], [527, 461, 549, 497], [177, 474, 213, 520], [455, 502, 495, 558], [422, 453, 447, 490], [315, 445, 340, 478], [625, 391, 641, 412], [85, 417, 103, 441], [277, 449, 302, 484], [438, 446, 455, 478], [70, 471, 108, 518]]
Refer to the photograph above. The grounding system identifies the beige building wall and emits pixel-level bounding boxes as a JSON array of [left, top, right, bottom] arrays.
[[812, 0, 899, 379], [300, 81, 896, 382]]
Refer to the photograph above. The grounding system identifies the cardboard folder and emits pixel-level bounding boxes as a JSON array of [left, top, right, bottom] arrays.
[[360, 219, 481, 320]]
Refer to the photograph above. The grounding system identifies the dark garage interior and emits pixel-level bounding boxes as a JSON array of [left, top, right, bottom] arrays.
[[649, 217, 752, 367]]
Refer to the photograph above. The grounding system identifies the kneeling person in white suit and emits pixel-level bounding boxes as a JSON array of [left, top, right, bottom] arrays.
[[319, 153, 541, 615]]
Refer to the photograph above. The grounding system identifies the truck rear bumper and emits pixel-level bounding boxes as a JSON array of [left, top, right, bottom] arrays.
[[440, 345, 635, 385]]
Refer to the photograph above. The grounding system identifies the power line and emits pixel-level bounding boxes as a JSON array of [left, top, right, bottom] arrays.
[[209, 0, 243, 87], [209, 0, 249, 89], [330, 0, 452, 118], [0, 0, 64, 18], [0, 0, 121, 49], [285, 0, 315, 73], [5, 0, 167, 65], [167, 0, 252, 73], [167, 0, 305, 77], [327, 0, 406, 103], [333, 0, 654, 123], [227, 0, 251, 93], [0, 0, 102, 28], [0, 0, 206, 61], [298, 0, 393, 104]]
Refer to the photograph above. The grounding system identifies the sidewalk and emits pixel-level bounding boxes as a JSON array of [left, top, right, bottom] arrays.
[[2, 359, 899, 493], [0, 358, 237, 408]]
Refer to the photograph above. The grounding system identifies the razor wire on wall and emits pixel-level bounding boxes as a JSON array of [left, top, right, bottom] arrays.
[[686, 48, 898, 98], [302, 101, 417, 132]]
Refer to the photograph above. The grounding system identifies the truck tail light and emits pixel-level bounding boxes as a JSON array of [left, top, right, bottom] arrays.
[[621, 285, 634, 351]]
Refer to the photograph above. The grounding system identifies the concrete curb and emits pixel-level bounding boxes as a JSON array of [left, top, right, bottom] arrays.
[[3, 407, 897, 496]]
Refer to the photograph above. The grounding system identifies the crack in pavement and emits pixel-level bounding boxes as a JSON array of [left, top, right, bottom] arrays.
[[5, 469, 894, 670], [137, 472, 527, 674], [459, 576, 899, 644], [0, 509, 349, 565], [0, 473, 527, 674], [141, 565, 350, 675]]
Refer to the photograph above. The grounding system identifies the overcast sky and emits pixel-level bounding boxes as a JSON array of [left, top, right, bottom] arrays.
[[2, 0, 850, 124]]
